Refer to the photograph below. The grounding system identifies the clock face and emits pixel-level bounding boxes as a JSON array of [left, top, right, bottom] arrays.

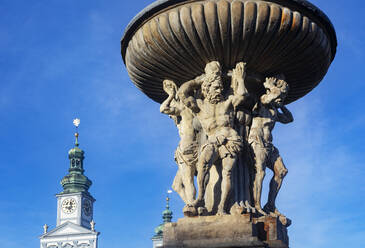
[[82, 199, 92, 216], [62, 198, 77, 214]]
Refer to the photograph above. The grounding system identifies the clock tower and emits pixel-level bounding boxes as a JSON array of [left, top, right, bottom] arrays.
[[40, 119, 99, 248], [56, 128, 94, 228]]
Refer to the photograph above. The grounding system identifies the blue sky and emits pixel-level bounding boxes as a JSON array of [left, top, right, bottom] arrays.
[[0, 0, 364, 247]]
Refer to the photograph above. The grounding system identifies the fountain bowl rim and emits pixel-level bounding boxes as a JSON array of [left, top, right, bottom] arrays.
[[121, 0, 337, 63]]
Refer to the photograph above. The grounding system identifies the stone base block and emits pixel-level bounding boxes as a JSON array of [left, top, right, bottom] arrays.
[[163, 215, 289, 248]]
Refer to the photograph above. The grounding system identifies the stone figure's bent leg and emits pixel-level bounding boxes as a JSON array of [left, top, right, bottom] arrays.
[[264, 147, 288, 216], [194, 143, 218, 208], [252, 144, 268, 215], [175, 146, 198, 206], [179, 157, 196, 205], [172, 169, 187, 204]]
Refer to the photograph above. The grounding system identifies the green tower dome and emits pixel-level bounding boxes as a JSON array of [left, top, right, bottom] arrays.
[[153, 195, 173, 238], [60, 130, 92, 194]]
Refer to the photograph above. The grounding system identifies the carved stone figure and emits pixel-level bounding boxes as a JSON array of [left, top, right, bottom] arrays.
[[160, 62, 294, 219], [248, 76, 293, 216], [160, 80, 199, 213], [178, 61, 249, 214]]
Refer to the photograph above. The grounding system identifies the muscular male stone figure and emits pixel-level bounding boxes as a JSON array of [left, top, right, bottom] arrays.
[[160, 80, 198, 214], [179, 62, 249, 214], [248, 76, 293, 216]]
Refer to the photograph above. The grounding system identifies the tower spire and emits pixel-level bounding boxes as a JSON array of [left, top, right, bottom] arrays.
[[60, 118, 92, 194], [163, 190, 173, 223], [153, 190, 173, 239]]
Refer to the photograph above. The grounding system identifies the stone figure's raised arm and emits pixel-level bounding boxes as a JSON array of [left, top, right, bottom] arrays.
[[178, 75, 204, 113], [160, 80, 179, 116], [231, 62, 249, 107], [277, 105, 294, 124], [261, 77, 280, 105]]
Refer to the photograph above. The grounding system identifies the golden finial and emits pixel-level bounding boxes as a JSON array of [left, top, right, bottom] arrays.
[[166, 189, 172, 209], [73, 118, 80, 146]]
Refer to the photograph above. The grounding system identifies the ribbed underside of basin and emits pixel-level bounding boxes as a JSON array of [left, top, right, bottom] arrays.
[[123, 0, 335, 104]]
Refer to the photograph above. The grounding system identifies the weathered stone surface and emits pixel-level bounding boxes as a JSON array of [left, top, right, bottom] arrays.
[[253, 216, 290, 248], [163, 215, 289, 248], [163, 215, 263, 248]]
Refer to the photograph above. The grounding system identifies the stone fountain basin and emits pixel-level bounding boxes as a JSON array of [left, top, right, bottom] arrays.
[[121, 0, 337, 104]]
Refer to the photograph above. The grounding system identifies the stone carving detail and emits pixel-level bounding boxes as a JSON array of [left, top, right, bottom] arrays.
[[161, 61, 293, 218], [42, 241, 91, 248]]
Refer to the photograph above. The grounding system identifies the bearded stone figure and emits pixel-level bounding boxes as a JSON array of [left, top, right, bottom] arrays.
[[160, 61, 293, 219]]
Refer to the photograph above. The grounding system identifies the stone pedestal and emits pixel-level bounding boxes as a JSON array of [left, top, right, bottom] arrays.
[[163, 215, 289, 248]]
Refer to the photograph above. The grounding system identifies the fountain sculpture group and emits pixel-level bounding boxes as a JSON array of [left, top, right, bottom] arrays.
[[121, 0, 337, 247], [161, 61, 292, 219]]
